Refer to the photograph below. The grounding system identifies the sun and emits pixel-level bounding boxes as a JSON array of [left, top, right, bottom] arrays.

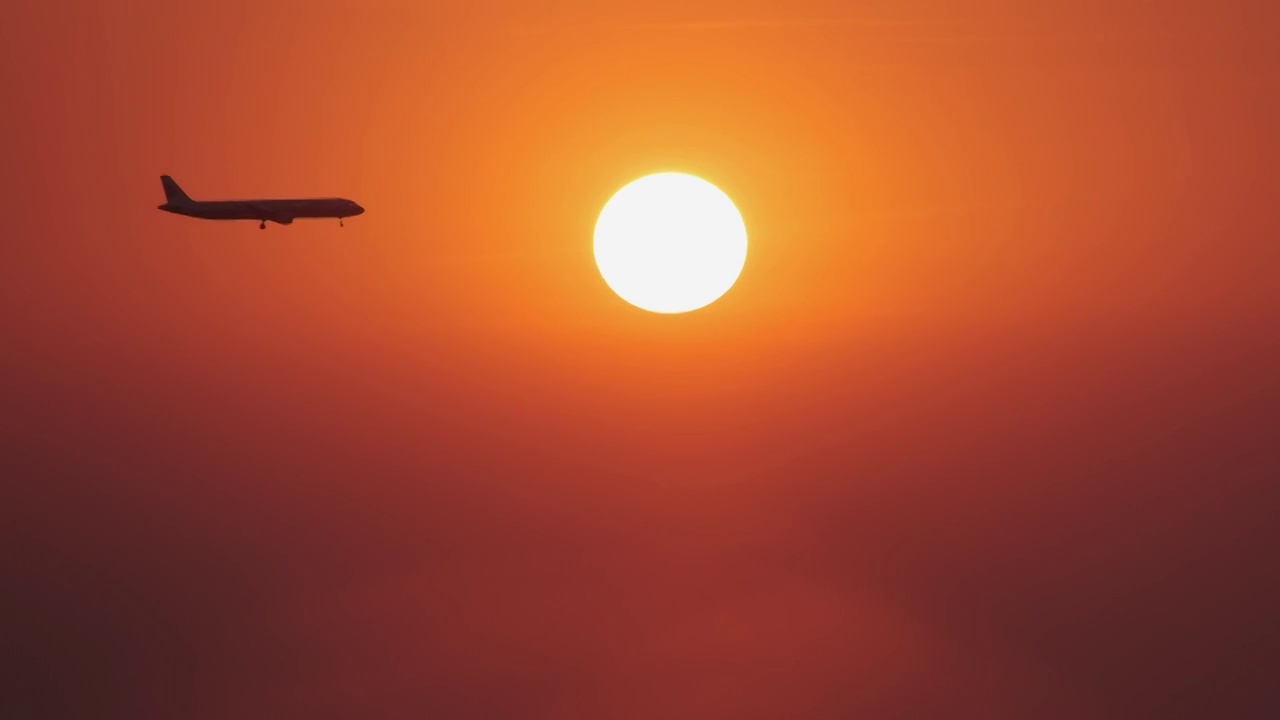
[[594, 173, 748, 314]]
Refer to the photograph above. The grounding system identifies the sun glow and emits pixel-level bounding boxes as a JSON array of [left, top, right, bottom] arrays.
[[594, 173, 747, 314]]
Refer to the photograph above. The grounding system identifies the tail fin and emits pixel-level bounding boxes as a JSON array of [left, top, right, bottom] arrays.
[[160, 175, 193, 204]]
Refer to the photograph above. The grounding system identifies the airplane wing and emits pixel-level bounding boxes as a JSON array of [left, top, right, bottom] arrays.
[[248, 203, 294, 225]]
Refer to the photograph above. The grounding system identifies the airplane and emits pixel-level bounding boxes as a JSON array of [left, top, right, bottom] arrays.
[[157, 175, 364, 229]]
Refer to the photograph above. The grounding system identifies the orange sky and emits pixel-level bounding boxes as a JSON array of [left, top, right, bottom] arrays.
[[2, 2, 1278, 718]]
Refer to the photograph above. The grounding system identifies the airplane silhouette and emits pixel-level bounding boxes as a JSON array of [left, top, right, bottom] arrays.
[[157, 175, 364, 229]]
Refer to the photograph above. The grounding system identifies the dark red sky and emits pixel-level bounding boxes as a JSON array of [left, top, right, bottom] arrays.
[[2, 1, 1278, 717]]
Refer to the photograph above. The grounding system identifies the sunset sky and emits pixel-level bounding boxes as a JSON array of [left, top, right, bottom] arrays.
[[2, 1, 1278, 717]]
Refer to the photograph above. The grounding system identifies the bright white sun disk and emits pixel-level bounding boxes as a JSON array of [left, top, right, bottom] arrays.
[[594, 173, 747, 314]]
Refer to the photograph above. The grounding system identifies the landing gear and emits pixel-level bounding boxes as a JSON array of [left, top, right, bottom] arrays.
[[339, 217, 345, 228], [259, 220, 266, 230]]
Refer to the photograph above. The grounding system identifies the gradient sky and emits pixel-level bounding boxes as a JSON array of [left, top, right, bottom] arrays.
[[2, 1, 1278, 718]]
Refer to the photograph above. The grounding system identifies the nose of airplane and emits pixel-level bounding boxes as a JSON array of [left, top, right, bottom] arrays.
[[353, 202, 365, 215]]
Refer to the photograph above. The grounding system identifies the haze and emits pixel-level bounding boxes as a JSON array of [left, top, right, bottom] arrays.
[[2, 1, 1277, 718]]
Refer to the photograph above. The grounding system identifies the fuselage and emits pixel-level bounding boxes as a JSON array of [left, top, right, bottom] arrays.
[[159, 197, 363, 223]]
